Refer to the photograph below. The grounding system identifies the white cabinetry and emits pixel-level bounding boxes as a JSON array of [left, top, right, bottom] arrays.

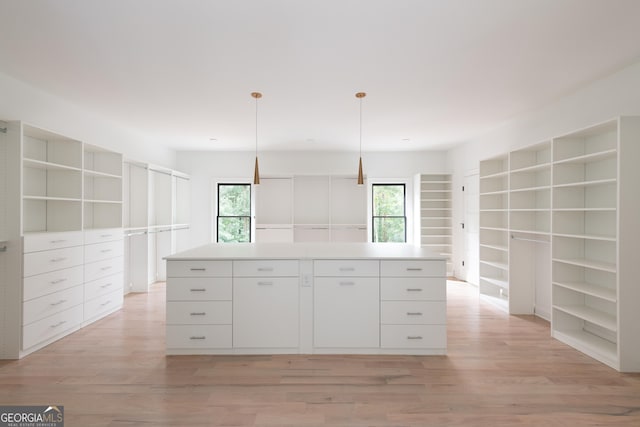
[[416, 174, 452, 275], [255, 177, 293, 242]]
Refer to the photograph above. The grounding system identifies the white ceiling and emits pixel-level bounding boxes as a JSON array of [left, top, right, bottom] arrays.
[[1, 1, 640, 153]]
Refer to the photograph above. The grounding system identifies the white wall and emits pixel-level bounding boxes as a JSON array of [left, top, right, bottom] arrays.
[[176, 150, 448, 248], [0, 71, 175, 167], [447, 59, 640, 281]]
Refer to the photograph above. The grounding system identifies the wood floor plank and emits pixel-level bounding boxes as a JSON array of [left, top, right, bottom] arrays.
[[1, 280, 639, 426]]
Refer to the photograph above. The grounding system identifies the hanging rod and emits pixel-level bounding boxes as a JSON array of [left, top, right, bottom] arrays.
[[124, 231, 147, 237], [511, 234, 549, 244]]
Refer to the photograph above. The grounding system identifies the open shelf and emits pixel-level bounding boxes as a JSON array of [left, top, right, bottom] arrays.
[[553, 304, 616, 332], [553, 281, 616, 303]]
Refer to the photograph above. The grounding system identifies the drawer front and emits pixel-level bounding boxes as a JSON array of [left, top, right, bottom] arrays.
[[314, 260, 379, 277], [23, 265, 84, 301], [22, 304, 83, 350], [381, 301, 446, 325], [166, 278, 232, 301], [84, 256, 124, 282], [84, 228, 123, 245], [23, 285, 84, 325], [233, 260, 299, 277], [84, 273, 124, 301], [381, 260, 446, 277], [380, 278, 446, 301], [23, 231, 84, 253], [166, 325, 232, 349], [84, 288, 123, 320], [380, 325, 447, 349], [84, 240, 124, 264], [167, 260, 232, 278], [23, 246, 84, 277], [167, 301, 232, 325]]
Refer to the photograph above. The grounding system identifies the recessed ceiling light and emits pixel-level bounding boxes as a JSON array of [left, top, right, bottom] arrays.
[[306, 138, 316, 144], [209, 138, 218, 142], [401, 138, 411, 142]]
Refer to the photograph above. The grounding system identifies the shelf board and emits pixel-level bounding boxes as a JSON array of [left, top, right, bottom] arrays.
[[509, 208, 550, 212], [509, 185, 550, 193], [84, 169, 122, 179], [509, 228, 550, 236], [421, 189, 452, 192], [479, 243, 508, 252], [553, 281, 616, 303], [479, 276, 508, 289], [171, 224, 190, 231], [23, 195, 82, 202], [553, 149, 617, 165], [479, 226, 508, 232], [23, 158, 82, 172], [510, 163, 551, 174], [480, 170, 509, 179], [553, 178, 616, 189], [551, 329, 617, 368], [421, 180, 452, 184], [84, 199, 123, 204], [552, 208, 616, 212], [421, 243, 453, 247], [479, 209, 507, 212], [552, 258, 616, 273], [553, 232, 616, 242], [553, 304, 616, 332], [480, 260, 508, 270], [480, 189, 508, 196]]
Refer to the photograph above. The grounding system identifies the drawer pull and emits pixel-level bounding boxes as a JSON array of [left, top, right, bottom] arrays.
[[100, 249, 112, 253], [100, 234, 113, 238], [339, 267, 355, 272], [406, 288, 423, 292], [258, 281, 273, 286], [100, 300, 112, 306], [190, 312, 206, 316], [50, 321, 67, 328], [339, 281, 355, 286], [50, 278, 67, 284], [190, 268, 206, 271], [406, 312, 423, 316], [50, 299, 67, 306], [190, 336, 206, 340], [407, 268, 423, 271], [100, 266, 112, 271], [257, 267, 274, 272], [190, 288, 206, 292], [407, 336, 423, 340], [50, 239, 66, 244], [50, 257, 67, 262], [100, 283, 113, 288]]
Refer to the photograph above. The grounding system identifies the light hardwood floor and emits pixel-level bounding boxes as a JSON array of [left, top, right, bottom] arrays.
[[1, 281, 639, 426]]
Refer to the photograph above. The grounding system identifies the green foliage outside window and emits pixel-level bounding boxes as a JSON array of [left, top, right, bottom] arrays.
[[372, 184, 406, 242], [217, 184, 251, 242]]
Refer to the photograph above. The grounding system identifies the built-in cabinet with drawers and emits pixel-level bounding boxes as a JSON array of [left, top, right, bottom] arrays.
[[165, 243, 447, 355], [0, 121, 124, 359]]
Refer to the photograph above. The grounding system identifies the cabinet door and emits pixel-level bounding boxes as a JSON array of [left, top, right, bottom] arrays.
[[233, 277, 299, 348], [314, 277, 379, 348]]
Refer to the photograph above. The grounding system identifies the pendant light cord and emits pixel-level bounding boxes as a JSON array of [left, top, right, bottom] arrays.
[[255, 95, 259, 156], [359, 96, 362, 157]]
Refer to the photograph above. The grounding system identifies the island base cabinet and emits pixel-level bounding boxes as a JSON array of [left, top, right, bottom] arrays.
[[233, 277, 299, 348], [313, 277, 379, 348], [381, 325, 446, 349], [166, 325, 232, 349]]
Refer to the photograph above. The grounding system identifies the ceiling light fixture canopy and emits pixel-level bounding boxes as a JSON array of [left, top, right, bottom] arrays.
[[356, 92, 366, 185], [251, 91, 262, 185]]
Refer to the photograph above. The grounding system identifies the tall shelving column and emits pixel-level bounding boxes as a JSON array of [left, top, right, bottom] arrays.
[[551, 117, 640, 372], [171, 171, 191, 253], [508, 142, 551, 316], [478, 154, 509, 309], [418, 174, 452, 275]]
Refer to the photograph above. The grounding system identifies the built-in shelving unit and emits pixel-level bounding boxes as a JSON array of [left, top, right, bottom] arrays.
[[416, 174, 452, 275], [479, 155, 509, 309], [83, 143, 123, 230]]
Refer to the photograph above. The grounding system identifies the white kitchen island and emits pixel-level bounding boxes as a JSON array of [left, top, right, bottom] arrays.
[[165, 242, 447, 355]]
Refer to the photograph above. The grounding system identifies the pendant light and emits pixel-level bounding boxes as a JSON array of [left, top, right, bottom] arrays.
[[251, 91, 262, 185], [356, 92, 366, 185]]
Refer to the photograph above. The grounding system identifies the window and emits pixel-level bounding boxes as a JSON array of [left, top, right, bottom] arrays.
[[372, 184, 406, 242], [217, 183, 251, 242]]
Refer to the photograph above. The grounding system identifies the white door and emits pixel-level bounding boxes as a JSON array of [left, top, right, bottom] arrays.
[[462, 171, 479, 285]]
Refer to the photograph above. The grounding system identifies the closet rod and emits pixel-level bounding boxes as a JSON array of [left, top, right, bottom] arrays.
[[511, 234, 549, 244]]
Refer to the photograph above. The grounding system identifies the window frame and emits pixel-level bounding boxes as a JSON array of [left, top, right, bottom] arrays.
[[216, 182, 252, 243], [371, 183, 407, 243]]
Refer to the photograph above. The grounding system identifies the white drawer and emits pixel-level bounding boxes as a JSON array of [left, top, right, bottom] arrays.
[[167, 260, 232, 278], [84, 273, 124, 301], [23, 246, 84, 277], [314, 260, 379, 277], [167, 301, 232, 325], [23, 231, 84, 253], [23, 265, 84, 301], [84, 228, 123, 245], [84, 240, 124, 264], [380, 325, 447, 349], [233, 260, 299, 277], [84, 256, 123, 282], [23, 285, 84, 325], [166, 325, 232, 349], [84, 288, 123, 321], [166, 278, 232, 301], [380, 278, 446, 301], [22, 304, 83, 350], [380, 260, 445, 277], [381, 301, 446, 325]]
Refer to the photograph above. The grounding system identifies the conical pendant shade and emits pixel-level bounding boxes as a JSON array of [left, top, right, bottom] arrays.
[[357, 156, 364, 185], [253, 156, 260, 185]]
